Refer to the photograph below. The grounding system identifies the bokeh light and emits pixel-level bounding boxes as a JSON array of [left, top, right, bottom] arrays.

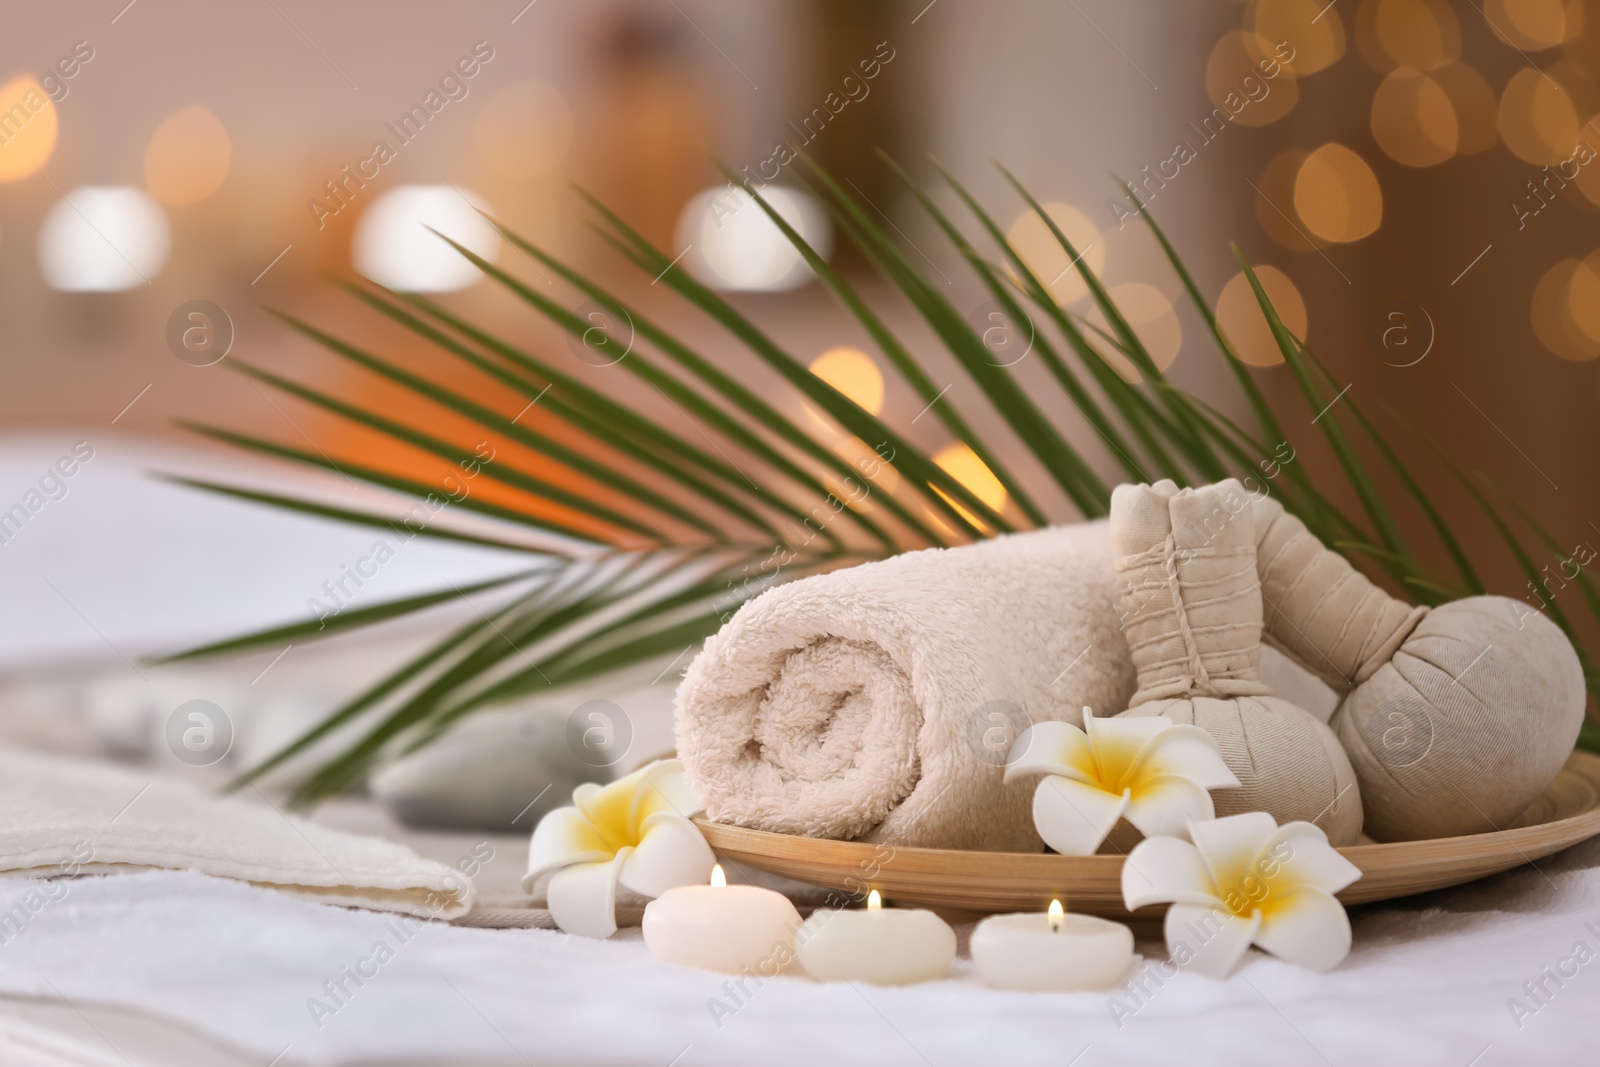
[[1548, 59, 1600, 123], [1256, 149, 1318, 251], [1577, 144, 1600, 205], [1356, 0, 1461, 72], [808, 346, 885, 415], [472, 80, 574, 179], [933, 442, 1007, 522], [833, 435, 899, 497], [1294, 143, 1383, 243], [676, 185, 830, 293], [1216, 266, 1307, 367], [1087, 283, 1181, 382], [1430, 63, 1500, 154], [1371, 69, 1458, 167], [1250, 0, 1346, 75], [352, 185, 501, 292], [1531, 258, 1597, 361], [38, 186, 170, 291], [1484, 0, 1571, 50], [1566, 0, 1600, 78], [1205, 32, 1298, 127], [1499, 69, 1580, 165], [144, 105, 232, 206], [0, 76, 58, 182], [1565, 251, 1600, 348], [1004, 202, 1104, 306]]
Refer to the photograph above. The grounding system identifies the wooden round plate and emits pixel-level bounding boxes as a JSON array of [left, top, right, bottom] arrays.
[[696, 750, 1600, 919]]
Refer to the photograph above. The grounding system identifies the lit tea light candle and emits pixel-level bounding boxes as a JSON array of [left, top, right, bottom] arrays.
[[643, 864, 804, 975], [796, 890, 956, 985], [971, 899, 1134, 991]]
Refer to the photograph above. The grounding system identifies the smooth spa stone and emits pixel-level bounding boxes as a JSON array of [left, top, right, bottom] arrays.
[[795, 904, 956, 985], [369, 706, 599, 832], [643, 883, 804, 975], [970, 912, 1135, 992]]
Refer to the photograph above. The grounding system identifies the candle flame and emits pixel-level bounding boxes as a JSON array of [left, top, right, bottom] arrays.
[[1048, 899, 1064, 932], [710, 864, 726, 888], [867, 889, 882, 911]]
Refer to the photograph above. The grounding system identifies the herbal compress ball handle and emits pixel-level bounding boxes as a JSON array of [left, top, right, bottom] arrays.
[[1252, 496, 1428, 692], [1250, 496, 1587, 841], [1114, 480, 1363, 845]]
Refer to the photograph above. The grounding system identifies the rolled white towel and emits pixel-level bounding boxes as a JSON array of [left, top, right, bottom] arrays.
[[675, 523, 1136, 851]]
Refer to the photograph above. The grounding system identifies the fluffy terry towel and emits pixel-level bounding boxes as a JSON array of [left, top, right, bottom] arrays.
[[675, 524, 1136, 851], [0, 747, 473, 918]]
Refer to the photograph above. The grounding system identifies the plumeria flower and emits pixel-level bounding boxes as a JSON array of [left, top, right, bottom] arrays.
[[1122, 811, 1363, 977], [1004, 709, 1240, 855], [524, 759, 715, 938]]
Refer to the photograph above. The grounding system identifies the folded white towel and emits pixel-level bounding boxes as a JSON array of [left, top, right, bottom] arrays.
[[675, 524, 1137, 850], [0, 747, 473, 919]]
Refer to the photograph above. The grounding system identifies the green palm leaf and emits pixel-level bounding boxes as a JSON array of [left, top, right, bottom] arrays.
[[163, 154, 1594, 803]]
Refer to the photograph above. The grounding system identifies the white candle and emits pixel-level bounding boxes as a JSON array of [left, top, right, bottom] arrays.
[[643, 865, 803, 975], [971, 900, 1134, 991], [796, 890, 956, 985]]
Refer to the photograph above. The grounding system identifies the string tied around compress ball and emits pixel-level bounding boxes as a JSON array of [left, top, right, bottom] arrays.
[[1115, 504, 1273, 705]]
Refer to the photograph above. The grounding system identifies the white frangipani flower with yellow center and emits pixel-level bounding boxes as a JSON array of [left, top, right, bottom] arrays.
[[1004, 709, 1240, 856], [1122, 810, 1363, 977], [524, 759, 715, 938]]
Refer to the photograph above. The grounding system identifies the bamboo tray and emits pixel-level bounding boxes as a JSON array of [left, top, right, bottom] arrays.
[[696, 750, 1600, 920]]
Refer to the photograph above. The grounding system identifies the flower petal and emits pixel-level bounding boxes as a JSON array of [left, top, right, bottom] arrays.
[[546, 851, 629, 939], [628, 759, 703, 833], [1122, 775, 1215, 841], [1088, 710, 1177, 777], [1121, 836, 1224, 910], [1165, 902, 1260, 979], [617, 812, 716, 898], [1189, 811, 1280, 892], [1254, 888, 1352, 972], [573, 779, 635, 850], [1004, 721, 1097, 786], [524, 805, 613, 892], [1128, 725, 1240, 791], [1031, 775, 1128, 856], [1263, 822, 1363, 896]]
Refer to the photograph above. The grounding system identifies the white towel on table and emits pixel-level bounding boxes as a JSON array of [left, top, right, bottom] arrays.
[[675, 523, 1137, 851], [0, 747, 472, 919]]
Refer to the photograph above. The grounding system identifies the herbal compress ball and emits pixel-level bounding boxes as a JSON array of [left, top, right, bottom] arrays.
[[1251, 496, 1586, 841]]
